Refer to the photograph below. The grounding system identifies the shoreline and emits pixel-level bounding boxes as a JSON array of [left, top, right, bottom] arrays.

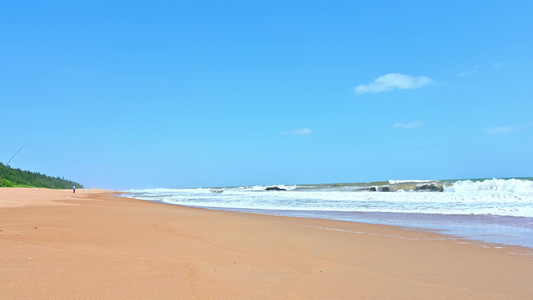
[[224, 208, 533, 253], [126, 196, 533, 254], [2, 188, 533, 299]]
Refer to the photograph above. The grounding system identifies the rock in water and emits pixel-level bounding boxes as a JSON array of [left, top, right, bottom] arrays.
[[414, 184, 444, 192], [265, 186, 287, 191]]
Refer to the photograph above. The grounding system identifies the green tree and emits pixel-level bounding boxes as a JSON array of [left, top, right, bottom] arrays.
[[0, 163, 83, 189]]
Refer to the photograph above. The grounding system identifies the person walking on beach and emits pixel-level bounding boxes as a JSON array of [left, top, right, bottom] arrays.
[[73, 186, 76, 193]]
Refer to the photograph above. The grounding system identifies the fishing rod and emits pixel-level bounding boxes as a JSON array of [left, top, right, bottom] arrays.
[[1, 143, 29, 181], [6, 143, 29, 166]]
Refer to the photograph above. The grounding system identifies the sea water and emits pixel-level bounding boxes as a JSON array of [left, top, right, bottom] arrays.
[[123, 178, 533, 250]]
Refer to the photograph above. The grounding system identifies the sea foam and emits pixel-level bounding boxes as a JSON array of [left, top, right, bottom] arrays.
[[123, 178, 533, 249], [126, 178, 533, 217], [445, 178, 533, 193]]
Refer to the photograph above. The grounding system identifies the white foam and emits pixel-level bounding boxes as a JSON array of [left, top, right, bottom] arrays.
[[445, 178, 533, 193], [389, 179, 437, 184], [125, 179, 533, 217], [240, 185, 298, 191]]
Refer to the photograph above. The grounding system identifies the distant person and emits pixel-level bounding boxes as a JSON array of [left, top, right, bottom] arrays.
[[73, 186, 76, 193]]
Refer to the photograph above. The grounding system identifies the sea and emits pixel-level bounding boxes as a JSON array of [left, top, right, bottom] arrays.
[[122, 178, 533, 252]]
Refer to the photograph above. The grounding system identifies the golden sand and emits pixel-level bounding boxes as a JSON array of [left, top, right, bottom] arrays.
[[1, 188, 532, 299]]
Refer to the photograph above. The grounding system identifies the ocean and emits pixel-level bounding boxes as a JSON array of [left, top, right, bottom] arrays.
[[123, 178, 533, 251]]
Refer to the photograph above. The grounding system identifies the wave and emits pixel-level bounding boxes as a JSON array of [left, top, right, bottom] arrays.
[[241, 185, 298, 191], [123, 178, 533, 218], [121, 179, 533, 250], [388, 179, 437, 184], [127, 178, 533, 194], [445, 178, 533, 193]]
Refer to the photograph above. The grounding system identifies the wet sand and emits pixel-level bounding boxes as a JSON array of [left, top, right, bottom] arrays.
[[1, 188, 532, 299]]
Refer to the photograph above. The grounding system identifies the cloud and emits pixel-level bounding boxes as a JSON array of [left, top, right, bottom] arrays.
[[490, 62, 506, 69], [280, 128, 314, 136], [354, 73, 433, 94], [460, 62, 505, 77], [392, 121, 423, 129], [459, 66, 480, 77], [482, 126, 517, 134], [482, 124, 531, 134]]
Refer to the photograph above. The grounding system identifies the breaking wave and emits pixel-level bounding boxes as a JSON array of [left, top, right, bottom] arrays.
[[445, 178, 533, 193]]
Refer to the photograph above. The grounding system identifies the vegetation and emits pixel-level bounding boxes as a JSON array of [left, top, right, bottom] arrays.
[[0, 163, 83, 189]]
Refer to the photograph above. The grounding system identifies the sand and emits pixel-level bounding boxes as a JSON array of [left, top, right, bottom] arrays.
[[1, 188, 532, 299]]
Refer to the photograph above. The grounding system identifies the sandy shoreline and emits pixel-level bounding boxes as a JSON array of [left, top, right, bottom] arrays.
[[1, 188, 533, 299]]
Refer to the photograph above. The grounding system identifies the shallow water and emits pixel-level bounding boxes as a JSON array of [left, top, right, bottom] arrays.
[[124, 178, 533, 251], [210, 208, 533, 250]]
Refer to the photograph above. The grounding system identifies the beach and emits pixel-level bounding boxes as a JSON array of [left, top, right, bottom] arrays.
[[1, 188, 533, 299]]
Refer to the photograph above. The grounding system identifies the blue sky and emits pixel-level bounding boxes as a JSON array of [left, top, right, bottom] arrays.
[[1, 1, 532, 189]]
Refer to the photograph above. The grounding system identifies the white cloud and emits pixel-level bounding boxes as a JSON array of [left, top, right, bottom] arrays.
[[482, 124, 531, 134], [460, 62, 505, 77], [482, 125, 521, 134], [392, 121, 423, 129], [459, 66, 480, 77], [490, 62, 506, 69], [354, 73, 433, 94], [280, 128, 314, 136]]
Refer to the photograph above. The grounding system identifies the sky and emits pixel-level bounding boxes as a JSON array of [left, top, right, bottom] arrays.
[[1, 0, 532, 190]]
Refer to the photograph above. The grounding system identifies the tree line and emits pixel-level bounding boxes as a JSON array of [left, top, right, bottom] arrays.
[[0, 163, 83, 189]]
